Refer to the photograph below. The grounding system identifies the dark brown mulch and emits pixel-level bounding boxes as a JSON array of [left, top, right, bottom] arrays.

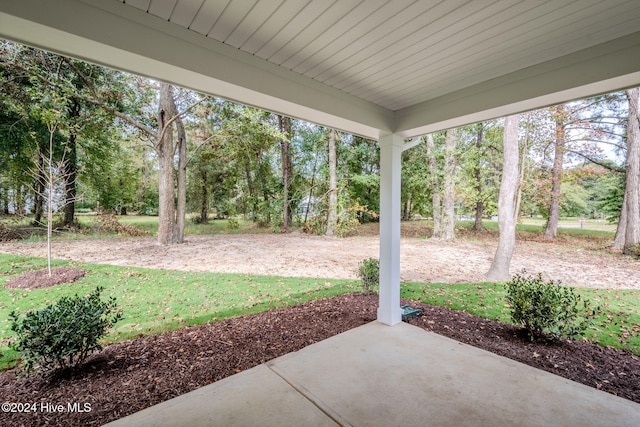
[[4, 268, 86, 290], [1, 293, 638, 426]]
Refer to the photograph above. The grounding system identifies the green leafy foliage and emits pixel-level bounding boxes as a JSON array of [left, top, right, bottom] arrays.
[[505, 272, 598, 340], [335, 201, 378, 237], [357, 258, 379, 293], [9, 286, 122, 374]]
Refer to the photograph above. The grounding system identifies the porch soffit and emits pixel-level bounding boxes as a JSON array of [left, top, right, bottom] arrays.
[[1, 0, 640, 139]]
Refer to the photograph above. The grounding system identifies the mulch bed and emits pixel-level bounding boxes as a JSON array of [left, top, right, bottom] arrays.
[[1, 293, 638, 426], [5, 268, 86, 289]]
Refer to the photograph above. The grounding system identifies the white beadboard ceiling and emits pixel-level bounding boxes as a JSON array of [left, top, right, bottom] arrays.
[[2, 0, 640, 138], [121, 0, 640, 111]]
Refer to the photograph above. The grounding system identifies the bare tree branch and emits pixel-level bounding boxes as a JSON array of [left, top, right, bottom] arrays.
[[565, 149, 624, 172]]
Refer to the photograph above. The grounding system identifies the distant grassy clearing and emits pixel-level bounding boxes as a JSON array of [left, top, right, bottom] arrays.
[[4, 214, 269, 242], [518, 217, 617, 233]]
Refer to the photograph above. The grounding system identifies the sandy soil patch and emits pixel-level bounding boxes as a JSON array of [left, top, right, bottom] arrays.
[[1, 233, 637, 289]]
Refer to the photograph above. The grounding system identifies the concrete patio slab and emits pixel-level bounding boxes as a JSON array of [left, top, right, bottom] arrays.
[[105, 322, 640, 427], [103, 363, 337, 427]]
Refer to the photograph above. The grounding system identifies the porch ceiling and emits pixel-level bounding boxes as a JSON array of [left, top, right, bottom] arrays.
[[2, 0, 640, 139]]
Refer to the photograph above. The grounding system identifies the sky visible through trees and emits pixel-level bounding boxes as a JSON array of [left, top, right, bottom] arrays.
[[0, 40, 637, 251]]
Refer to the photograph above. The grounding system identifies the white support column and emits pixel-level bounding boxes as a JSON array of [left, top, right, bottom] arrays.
[[377, 133, 403, 326]]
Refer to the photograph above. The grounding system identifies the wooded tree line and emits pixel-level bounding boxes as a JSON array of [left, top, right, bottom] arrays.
[[1, 41, 638, 254]]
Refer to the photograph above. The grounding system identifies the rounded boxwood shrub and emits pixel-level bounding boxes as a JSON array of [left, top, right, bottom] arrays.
[[357, 258, 379, 293], [9, 286, 122, 374], [505, 271, 597, 341]]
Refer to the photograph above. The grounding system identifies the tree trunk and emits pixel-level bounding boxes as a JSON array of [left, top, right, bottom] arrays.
[[403, 198, 411, 220], [155, 83, 189, 245], [279, 116, 293, 228], [33, 158, 45, 225], [623, 88, 640, 255], [0, 189, 8, 215], [326, 129, 338, 236], [613, 191, 627, 250], [46, 124, 56, 277], [441, 129, 457, 239], [304, 151, 320, 225], [514, 114, 531, 221], [473, 124, 486, 231], [486, 114, 520, 281], [199, 168, 208, 223], [157, 83, 176, 245], [63, 99, 80, 227], [426, 134, 442, 237], [175, 110, 187, 244], [544, 106, 566, 238], [243, 159, 256, 221]]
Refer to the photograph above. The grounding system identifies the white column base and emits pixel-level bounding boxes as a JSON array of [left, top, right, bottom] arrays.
[[377, 306, 403, 326]]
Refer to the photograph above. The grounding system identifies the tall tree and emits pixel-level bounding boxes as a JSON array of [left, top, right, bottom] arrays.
[[544, 105, 567, 237], [486, 114, 520, 281], [472, 123, 487, 231], [428, 130, 456, 239], [216, 106, 283, 224], [441, 128, 457, 239], [514, 113, 534, 220], [1, 45, 117, 226], [426, 133, 442, 236], [621, 88, 640, 254], [62, 99, 80, 226], [156, 83, 194, 244], [296, 122, 327, 227], [326, 129, 338, 236], [279, 115, 293, 228]]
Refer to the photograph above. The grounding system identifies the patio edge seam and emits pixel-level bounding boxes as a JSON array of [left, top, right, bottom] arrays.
[[265, 362, 353, 427]]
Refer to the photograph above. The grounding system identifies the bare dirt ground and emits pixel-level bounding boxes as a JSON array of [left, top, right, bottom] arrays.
[[0, 227, 638, 289]]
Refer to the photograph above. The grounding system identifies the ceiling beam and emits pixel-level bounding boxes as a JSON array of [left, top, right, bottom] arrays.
[[0, 0, 393, 140], [394, 31, 640, 137]]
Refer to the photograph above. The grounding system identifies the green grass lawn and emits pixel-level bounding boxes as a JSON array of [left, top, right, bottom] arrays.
[[95, 214, 267, 236], [5, 214, 271, 242], [401, 281, 640, 355], [0, 254, 357, 369], [458, 219, 616, 238], [1, 249, 638, 371], [2, 213, 617, 242], [519, 216, 617, 233]]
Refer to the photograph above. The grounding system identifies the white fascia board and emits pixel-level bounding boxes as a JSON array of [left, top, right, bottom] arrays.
[[394, 31, 640, 138], [0, 0, 393, 140]]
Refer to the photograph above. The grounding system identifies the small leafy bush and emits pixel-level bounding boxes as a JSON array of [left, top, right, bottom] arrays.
[[336, 202, 378, 237], [505, 271, 597, 340], [227, 218, 240, 230], [9, 286, 123, 374], [302, 216, 325, 235], [357, 258, 379, 293]]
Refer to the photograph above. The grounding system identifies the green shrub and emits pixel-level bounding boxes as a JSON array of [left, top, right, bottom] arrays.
[[505, 272, 597, 340], [9, 286, 122, 374], [357, 258, 379, 293], [336, 202, 378, 237], [227, 218, 240, 230]]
